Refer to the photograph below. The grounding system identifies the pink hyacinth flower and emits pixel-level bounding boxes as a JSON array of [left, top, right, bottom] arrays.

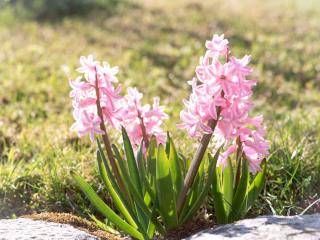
[[71, 110, 104, 142], [178, 33, 269, 173], [120, 88, 168, 149], [70, 55, 123, 141], [205, 34, 229, 58], [217, 144, 237, 168], [76, 55, 99, 84]]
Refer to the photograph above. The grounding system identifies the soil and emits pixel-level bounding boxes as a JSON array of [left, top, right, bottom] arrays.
[[23, 211, 214, 240], [24, 212, 122, 240], [165, 217, 214, 239]]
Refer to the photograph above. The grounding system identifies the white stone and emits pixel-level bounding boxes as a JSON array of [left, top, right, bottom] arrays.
[[0, 218, 99, 240], [186, 214, 320, 240]]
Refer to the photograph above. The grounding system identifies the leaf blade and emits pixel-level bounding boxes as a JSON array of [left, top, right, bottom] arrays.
[[156, 144, 178, 228], [222, 158, 234, 215], [247, 159, 267, 211], [97, 148, 138, 229], [210, 150, 228, 224], [229, 157, 249, 222], [122, 127, 142, 194], [73, 175, 144, 240]]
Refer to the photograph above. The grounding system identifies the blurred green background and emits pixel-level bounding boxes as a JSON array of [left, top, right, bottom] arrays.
[[0, 0, 319, 220]]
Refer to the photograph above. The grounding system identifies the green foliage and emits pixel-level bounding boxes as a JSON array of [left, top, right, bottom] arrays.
[[210, 156, 267, 224], [74, 175, 144, 239], [74, 129, 214, 238]]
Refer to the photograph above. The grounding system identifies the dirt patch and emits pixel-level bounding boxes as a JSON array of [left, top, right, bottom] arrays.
[[24, 212, 122, 240], [23, 211, 214, 239], [166, 213, 214, 239]]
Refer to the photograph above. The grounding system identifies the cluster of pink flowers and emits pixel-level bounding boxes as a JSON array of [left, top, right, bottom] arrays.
[[69, 55, 167, 147], [70, 55, 122, 141], [178, 34, 269, 173], [69, 34, 269, 173], [120, 88, 168, 147]]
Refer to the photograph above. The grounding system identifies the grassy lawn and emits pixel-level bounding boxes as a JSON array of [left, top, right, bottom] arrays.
[[0, 0, 319, 222]]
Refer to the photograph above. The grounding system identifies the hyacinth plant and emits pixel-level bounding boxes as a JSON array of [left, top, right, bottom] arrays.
[[70, 34, 269, 239], [70, 56, 217, 239], [177, 34, 269, 223]]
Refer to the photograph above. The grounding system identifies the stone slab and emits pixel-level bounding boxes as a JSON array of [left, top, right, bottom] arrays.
[[0, 218, 100, 240], [186, 214, 320, 240]]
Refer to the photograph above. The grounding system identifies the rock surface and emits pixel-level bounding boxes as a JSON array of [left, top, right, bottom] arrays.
[[186, 214, 320, 240], [0, 218, 100, 240]]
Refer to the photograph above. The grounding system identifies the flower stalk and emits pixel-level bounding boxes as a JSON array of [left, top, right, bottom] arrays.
[[137, 109, 150, 149], [234, 136, 243, 190], [177, 48, 230, 215], [94, 68, 127, 196], [177, 110, 221, 214]]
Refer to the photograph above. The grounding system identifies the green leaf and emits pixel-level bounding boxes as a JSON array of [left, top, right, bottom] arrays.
[[247, 160, 267, 211], [179, 156, 215, 224], [97, 149, 138, 229], [112, 145, 149, 233], [165, 132, 171, 156], [97, 141, 125, 194], [99, 143, 153, 236], [146, 208, 157, 239], [147, 136, 157, 176], [147, 138, 158, 196], [210, 149, 228, 224], [184, 157, 206, 212], [156, 144, 178, 228], [111, 144, 132, 195], [168, 135, 183, 196], [143, 176, 156, 204], [127, 181, 165, 234], [222, 158, 234, 215], [89, 214, 119, 235], [98, 141, 153, 235], [137, 143, 147, 193], [229, 157, 249, 222], [178, 171, 201, 221], [113, 144, 166, 235], [178, 153, 188, 176], [133, 203, 149, 234], [98, 142, 134, 206], [122, 127, 142, 194], [73, 175, 144, 240]]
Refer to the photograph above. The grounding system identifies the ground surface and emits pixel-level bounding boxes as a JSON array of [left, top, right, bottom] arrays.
[[1, 214, 319, 240], [25, 212, 120, 240], [0, 0, 319, 233], [0, 218, 99, 240], [186, 214, 320, 240]]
